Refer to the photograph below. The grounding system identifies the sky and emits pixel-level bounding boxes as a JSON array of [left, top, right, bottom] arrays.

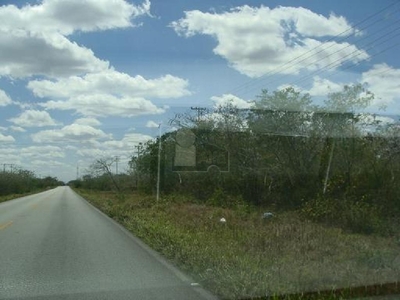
[[0, 0, 399, 182]]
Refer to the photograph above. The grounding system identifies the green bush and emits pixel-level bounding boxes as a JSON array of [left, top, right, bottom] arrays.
[[301, 195, 386, 235], [206, 187, 246, 209]]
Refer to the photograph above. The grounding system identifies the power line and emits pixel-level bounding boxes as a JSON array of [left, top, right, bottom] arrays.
[[2, 164, 15, 173], [361, 63, 400, 78], [289, 26, 400, 88], [230, 21, 400, 96], [225, 1, 400, 97], [319, 40, 400, 85], [261, 17, 400, 90], [191, 106, 207, 121]]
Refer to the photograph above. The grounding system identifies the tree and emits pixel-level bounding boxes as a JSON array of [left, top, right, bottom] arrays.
[[320, 84, 375, 194], [246, 87, 322, 205], [0, 168, 62, 196], [89, 158, 120, 192]]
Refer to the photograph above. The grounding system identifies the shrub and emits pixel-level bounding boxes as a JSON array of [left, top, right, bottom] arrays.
[[301, 195, 386, 235], [206, 187, 246, 209]]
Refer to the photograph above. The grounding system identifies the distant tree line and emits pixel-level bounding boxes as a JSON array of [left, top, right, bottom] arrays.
[[0, 168, 64, 196], [70, 84, 400, 234]]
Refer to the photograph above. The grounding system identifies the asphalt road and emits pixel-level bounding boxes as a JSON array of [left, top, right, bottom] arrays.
[[0, 187, 217, 300]]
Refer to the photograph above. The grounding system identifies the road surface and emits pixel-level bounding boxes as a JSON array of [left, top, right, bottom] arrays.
[[0, 187, 217, 300]]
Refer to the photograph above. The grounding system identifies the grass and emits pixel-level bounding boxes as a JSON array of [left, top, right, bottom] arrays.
[[0, 189, 47, 204], [75, 189, 400, 299]]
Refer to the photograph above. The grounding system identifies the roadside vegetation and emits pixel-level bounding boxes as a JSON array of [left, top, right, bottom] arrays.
[[70, 84, 400, 299], [76, 189, 400, 299], [0, 169, 63, 203]]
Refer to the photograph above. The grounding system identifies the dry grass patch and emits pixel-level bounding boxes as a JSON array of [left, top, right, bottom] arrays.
[[76, 189, 400, 299]]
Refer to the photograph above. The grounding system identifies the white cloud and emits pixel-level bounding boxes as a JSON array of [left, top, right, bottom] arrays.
[[0, 133, 15, 143], [0, 89, 13, 106], [28, 71, 190, 99], [20, 145, 65, 159], [362, 63, 400, 108], [289, 8, 359, 37], [10, 126, 26, 132], [65, 145, 78, 151], [211, 94, 253, 109], [0, 144, 72, 181], [357, 114, 396, 135], [171, 5, 368, 77], [74, 117, 101, 127], [375, 116, 396, 125], [0, 0, 151, 78], [0, 0, 150, 35], [277, 76, 347, 97], [9, 110, 59, 127], [76, 148, 106, 159], [277, 84, 302, 92], [103, 133, 152, 150], [42, 94, 165, 117], [28, 70, 190, 117], [31, 123, 110, 143], [77, 132, 152, 160], [0, 27, 109, 79], [0, 147, 20, 164], [306, 76, 344, 96], [31, 160, 67, 167], [0, 145, 66, 178], [146, 120, 160, 128], [202, 111, 249, 132], [359, 114, 395, 126]]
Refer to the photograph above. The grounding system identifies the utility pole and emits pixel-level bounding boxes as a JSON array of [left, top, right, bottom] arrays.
[[134, 143, 143, 188], [134, 143, 143, 159], [191, 106, 207, 122], [76, 164, 79, 180], [115, 156, 120, 176], [323, 140, 335, 194], [156, 124, 162, 202], [3, 164, 14, 173]]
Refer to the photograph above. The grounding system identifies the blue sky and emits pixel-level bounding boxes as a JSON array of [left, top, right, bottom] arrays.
[[0, 0, 399, 182]]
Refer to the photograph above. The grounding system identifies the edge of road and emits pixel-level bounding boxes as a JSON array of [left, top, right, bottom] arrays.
[[0, 188, 60, 208], [68, 187, 219, 300]]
